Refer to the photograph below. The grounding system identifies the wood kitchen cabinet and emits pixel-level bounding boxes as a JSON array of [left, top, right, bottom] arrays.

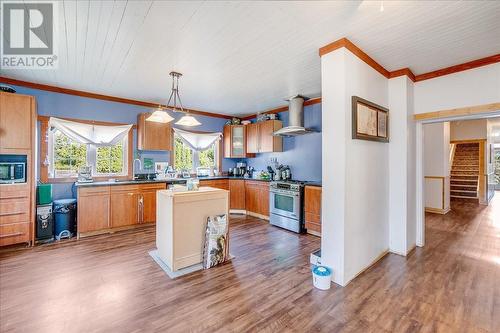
[[141, 183, 165, 223], [77, 186, 110, 233], [229, 179, 245, 210], [246, 120, 283, 154], [0, 92, 36, 247], [304, 186, 321, 236], [199, 179, 229, 190], [223, 125, 254, 158], [0, 92, 34, 150], [137, 112, 172, 151], [77, 183, 166, 237], [245, 180, 269, 217], [110, 186, 139, 228]]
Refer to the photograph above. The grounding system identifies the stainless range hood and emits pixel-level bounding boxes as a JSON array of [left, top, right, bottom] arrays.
[[273, 95, 315, 137]]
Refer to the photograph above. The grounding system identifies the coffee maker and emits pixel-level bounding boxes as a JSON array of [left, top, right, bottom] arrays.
[[234, 162, 247, 177]]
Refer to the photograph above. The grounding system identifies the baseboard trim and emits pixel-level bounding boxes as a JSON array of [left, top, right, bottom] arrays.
[[229, 209, 247, 215], [343, 249, 389, 286], [390, 244, 416, 257], [307, 230, 321, 237], [425, 207, 450, 215], [78, 222, 155, 239], [246, 211, 270, 221]]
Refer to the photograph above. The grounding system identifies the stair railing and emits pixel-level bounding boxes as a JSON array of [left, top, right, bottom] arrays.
[[449, 143, 456, 174]]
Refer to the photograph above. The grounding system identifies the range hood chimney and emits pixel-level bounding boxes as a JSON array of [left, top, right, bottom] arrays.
[[273, 95, 315, 137]]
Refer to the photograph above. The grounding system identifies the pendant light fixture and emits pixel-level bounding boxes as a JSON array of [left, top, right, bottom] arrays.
[[146, 104, 174, 123], [147, 71, 201, 126]]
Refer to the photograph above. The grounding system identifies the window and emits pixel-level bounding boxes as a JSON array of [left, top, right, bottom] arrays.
[[173, 134, 218, 172], [52, 130, 87, 177], [49, 129, 129, 178]]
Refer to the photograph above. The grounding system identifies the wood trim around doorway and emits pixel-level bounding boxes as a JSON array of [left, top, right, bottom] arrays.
[[413, 103, 500, 121]]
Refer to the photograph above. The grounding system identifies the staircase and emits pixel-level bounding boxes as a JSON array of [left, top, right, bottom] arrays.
[[450, 143, 479, 200]]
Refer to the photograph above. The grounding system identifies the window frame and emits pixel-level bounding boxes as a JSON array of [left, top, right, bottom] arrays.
[[171, 131, 222, 173], [39, 116, 134, 183]]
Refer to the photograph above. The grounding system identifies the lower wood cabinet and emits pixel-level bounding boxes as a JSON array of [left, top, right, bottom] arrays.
[[245, 180, 269, 217], [77, 183, 165, 236], [110, 186, 139, 228], [199, 179, 229, 190], [229, 179, 245, 210], [304, 186, 322, 236], [77, 186, 110, 233], [141, 184, 164, 223], [0, 184, 32, 246]]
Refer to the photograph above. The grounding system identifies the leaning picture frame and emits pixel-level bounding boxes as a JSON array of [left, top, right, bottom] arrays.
[[352, 96, 389, 143]]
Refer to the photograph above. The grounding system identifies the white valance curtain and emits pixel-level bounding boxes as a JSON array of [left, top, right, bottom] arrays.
[[49, 117, 132, 147], [173, 128, 221, 152]]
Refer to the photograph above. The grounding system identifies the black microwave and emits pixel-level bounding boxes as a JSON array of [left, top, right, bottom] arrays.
[[0, 155, 27, 184]]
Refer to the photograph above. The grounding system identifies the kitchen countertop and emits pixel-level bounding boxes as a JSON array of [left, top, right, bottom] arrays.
[[304, 181, 322, 187], [74, 176, 271, 187]]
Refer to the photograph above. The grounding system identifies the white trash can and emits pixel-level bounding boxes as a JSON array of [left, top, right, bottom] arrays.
[[312, 265, 332, 290]]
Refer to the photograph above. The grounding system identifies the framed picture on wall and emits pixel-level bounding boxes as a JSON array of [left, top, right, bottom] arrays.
[[352, 96, 389, 143]]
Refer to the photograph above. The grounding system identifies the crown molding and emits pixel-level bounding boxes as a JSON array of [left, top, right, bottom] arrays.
[[319, 38, 499, 83], [241, 97, 322, 121], [0, 76, 233, 120], [414, 54, 500, 82]]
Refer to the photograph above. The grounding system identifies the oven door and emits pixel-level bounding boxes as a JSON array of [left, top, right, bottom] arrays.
[[269, 190, 300, 219]]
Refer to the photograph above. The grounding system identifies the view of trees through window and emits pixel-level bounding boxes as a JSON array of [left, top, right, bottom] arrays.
[[52, 130, 126, 177], [174, 135, 216, 171], [174, 136, 193, 171], [53, 131, 87, 177], [96, 143, 124, 174]]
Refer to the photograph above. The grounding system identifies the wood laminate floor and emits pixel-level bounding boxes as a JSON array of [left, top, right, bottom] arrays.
[[1, 195, 499, 333]]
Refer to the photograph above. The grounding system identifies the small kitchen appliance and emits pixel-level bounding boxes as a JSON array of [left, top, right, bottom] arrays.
[[269, 180, 305, 233], [233, 162, 247, 177], [196, 167, 211, 177], [0, 155, 26, 184], [77, 165, 93, 183]]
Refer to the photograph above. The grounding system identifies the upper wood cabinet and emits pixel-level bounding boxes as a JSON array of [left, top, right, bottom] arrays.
[[223, 125, 254, 158], [246, 120, 283, 154], [0, 92, 34, 150], [304, 186, 321, 236], [137, 113, 172, 151]]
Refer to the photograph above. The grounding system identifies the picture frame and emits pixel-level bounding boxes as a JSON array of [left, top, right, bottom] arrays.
[[352, 96, 389, 143]]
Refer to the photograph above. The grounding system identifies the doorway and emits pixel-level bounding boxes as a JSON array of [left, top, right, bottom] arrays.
[[416, 112, 500, 246]]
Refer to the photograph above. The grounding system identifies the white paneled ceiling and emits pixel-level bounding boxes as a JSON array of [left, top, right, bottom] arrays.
[[2, 1, 500, 116]]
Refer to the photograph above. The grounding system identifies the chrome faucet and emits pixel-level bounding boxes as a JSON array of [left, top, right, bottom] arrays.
[[133, 158, 142, 177]]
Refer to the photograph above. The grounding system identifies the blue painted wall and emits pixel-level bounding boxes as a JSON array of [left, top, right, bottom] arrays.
[[10, 85, 236, 199], [243, 103, 322, 182], [9, 85, 321, 198]]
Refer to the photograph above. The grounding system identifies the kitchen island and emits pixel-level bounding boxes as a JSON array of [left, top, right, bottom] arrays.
[[155, 187, 229, 273]]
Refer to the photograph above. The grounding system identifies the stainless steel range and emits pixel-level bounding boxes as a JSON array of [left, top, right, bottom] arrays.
[[269, 181, 305, 233]]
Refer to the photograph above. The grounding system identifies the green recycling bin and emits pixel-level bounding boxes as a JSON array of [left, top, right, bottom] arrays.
[[37, 184, 53, 205]]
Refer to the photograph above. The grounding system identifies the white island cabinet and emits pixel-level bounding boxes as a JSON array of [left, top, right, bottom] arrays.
[[156, 187, 229, 272]]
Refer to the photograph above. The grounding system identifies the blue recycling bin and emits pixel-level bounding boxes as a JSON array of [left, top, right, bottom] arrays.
[[53, 199, 77, 240]]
